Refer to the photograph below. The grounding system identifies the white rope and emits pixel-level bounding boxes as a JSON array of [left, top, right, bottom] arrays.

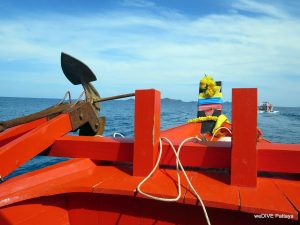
[[210, 126, 232, 141], [136, 136, 211, 225], [56, 91, 72, 105], [136, 137, 181, 201], [69, 91, 86, 109], [95, 133, 125, 138], [113, 132, 125, 138]]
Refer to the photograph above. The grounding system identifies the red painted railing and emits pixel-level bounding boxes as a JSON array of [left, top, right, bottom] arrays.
[[48, 89, 300, 187], [1, 88, 299, 186]]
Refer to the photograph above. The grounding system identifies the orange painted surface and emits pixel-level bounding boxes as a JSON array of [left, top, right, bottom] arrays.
[[67, 193, 297, 225], [183, 171, 239, 210], [239, 178, 298, 219], [50, 135, 134, 162], [0, 89, 299, 224], [160, 123, 201, 139], [0, 159, 298, 221], [160, 140, 231, 168], [258, 143, 300, 173], [0, 158, 95, 207], [0, 192, 296, 225], [0, 195, 69, 225], [0, 114, 72, 179], [133, 89, 161, 176], [0, 117, 48, 147], [49, 135, 231, 169], [48, 133, 300, 173], [274, 179, 300, 214], [231, 88, 257, 187]]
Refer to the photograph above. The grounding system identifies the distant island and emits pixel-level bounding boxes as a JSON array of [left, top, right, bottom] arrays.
[[117, 97, 232, 105]]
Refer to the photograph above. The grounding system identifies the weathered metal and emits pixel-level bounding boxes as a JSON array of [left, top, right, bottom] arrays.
[[0, 53, 135, 136], [0, 102, 105, 136], [94, 92, 135, 102], [0, 103, 71, 132], [61, 52, 101, 111], [68, 101, 105, 136]]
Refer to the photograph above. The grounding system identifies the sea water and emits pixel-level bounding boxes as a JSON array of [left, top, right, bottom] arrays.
[[0, 97, 299, 180]]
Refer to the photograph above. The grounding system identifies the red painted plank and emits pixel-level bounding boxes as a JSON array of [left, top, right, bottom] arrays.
[[93, 166, 142, 196], [0, 162, 299, 223], [274, 179, 300, 214], [1, 191, 297, 225], [50, 136, 134, 162], [160, 123, 201, 139], [0, 117, 48, 147], [160, 140, 231, 168], [231, 88, 257, 187], [258, 143, 300, 173], [49, 135, 299, 174], [49, 136, 231, 168], [0, 195, 68, 225], [67, 192, 297, 225], [0, 158, 96, 207], [239, 178, 298, 220], [133, 89, 161, 176], [0, 114, 72, 179], [93, 167, 239, 211], [183, 171, 239, 210]]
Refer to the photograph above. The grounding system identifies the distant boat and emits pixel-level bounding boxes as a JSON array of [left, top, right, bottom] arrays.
[[259, 101, 274, 112]]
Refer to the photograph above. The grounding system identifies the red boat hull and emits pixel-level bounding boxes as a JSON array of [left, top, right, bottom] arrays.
[[0, 192, 297, 225], [0, 88, 299, 225]]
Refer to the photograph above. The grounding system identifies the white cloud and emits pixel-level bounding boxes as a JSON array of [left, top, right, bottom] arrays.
[[0, 0, 299, 106], [232, 0, 288, 18], [121, 0, 156, 8]]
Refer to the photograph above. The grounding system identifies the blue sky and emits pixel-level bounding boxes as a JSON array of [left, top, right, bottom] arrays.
[[0, 0, 300, 106]]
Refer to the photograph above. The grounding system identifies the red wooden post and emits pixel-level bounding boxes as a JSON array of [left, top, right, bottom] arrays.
[[0, 117, 48, 147], [133, 89, 161, 176], [231, 88, 257, 187], [0, 114, 72, 179]]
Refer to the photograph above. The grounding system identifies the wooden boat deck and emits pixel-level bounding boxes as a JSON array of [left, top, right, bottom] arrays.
[[0, 89, 299, 224], [0, 158, 299, 220]]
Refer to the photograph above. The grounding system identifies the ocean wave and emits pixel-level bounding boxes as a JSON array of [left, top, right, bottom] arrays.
[[280, 111, 300, 120]]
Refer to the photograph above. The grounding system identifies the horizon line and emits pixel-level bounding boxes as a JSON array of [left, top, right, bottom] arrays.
[[0, 96, 298, 108]]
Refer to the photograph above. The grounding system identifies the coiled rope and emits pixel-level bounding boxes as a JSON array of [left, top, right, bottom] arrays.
[[110, 126, 232, 225], [136, 136, 211, 225]]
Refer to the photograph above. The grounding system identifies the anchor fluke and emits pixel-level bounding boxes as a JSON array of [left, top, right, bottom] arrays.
[[61, 52, 97, 85]]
